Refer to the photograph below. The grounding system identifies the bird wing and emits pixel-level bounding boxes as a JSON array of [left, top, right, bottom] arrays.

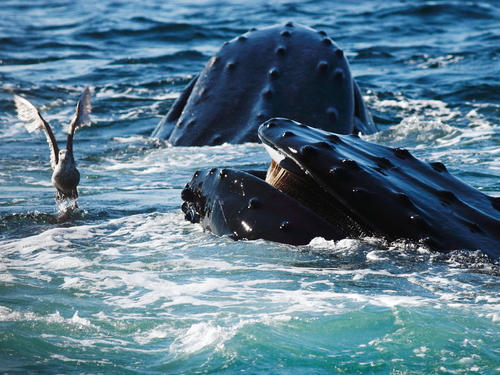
[[68, 86, 92, 136], [66, 86, 92, 154], [14, 94, 60, 169]]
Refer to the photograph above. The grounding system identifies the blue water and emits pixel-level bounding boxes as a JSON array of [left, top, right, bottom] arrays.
[[1, 0, 500, 373]]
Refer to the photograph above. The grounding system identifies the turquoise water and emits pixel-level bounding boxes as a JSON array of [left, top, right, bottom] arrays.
[[1, 0, 500, 373]]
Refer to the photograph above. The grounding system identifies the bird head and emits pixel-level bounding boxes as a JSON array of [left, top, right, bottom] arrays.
[[59, 149, 69, 162]]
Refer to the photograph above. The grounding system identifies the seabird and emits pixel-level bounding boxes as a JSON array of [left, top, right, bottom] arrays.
[[14, 86, 92, 208]]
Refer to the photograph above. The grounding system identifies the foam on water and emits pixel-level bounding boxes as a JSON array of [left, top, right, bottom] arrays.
[[2, 137, 500, 373], [1, 212, 499, 373]]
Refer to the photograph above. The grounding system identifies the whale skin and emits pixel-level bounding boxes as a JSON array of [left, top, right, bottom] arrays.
[[181, 118, 500, 260], [152, 22, 377, 145]]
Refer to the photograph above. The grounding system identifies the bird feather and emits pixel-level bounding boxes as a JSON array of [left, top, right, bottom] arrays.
[[14, 94, 60, 169], [68, 86, 92, 136]]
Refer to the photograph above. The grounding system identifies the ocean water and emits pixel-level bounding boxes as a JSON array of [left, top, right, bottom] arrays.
[[1, 0, 500, 373]]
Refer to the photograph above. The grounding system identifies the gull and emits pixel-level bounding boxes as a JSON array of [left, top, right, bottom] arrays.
[[14, 86, 92, 209]]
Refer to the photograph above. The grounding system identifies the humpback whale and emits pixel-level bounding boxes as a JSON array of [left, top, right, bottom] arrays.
[[181, 118, 500, 261], [152, 22, 377, 145], [151, 22, 500, 260]]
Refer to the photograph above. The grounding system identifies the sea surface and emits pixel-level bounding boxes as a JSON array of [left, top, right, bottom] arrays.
[[1, 0, 500, 373]]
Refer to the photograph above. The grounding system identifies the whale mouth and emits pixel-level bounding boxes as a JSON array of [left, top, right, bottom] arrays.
[[260, 127, 372, 239], [181, 117, 500, 260]]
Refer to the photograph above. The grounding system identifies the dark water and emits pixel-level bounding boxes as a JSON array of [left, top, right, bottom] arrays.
[[1, 0, 500, 373]]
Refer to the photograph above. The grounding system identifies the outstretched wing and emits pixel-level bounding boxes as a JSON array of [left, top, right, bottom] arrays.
[[66, 86, 92, 154], [68, 86, 92, 136], [14, 94, 60, 169]]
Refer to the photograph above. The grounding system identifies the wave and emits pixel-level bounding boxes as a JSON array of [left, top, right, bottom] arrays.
[[373, 2, 498, 21], [110, 51, 206, 66], [77, 22, 223, 43]]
